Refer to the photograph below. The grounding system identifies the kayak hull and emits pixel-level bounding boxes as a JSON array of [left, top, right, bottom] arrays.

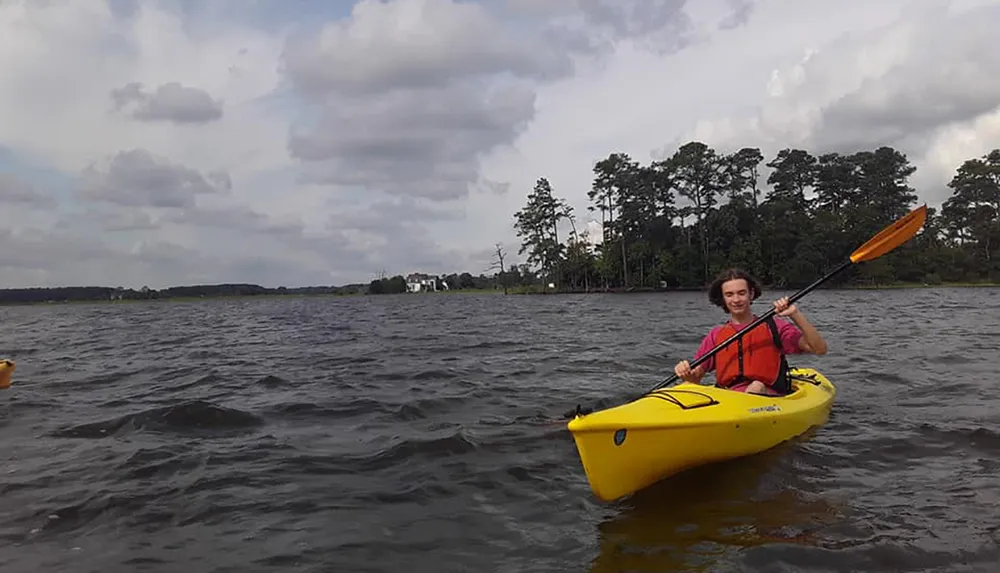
[[566, 367, 836, 502]]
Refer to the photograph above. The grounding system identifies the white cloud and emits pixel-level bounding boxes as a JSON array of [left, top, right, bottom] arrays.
[[677, 0, 1000, 203], [0, 0, 998, 289]]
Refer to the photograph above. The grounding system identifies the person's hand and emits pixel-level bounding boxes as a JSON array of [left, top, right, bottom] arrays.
[[773, 296, 798, 317], [675, 360, 693, 380]]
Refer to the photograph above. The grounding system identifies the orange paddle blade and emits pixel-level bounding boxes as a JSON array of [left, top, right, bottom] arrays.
[[850, 204, 927, 263]]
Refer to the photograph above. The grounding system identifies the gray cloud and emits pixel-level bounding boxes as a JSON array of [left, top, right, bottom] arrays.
[[281, 0, 573, 99], [0, 228, 128, 280], [718, 0, 755, 31], [93, 208, 160, 232], [502, 0, 751, 55], [481, 179, 510, 196], [163, 205, 305, 237], [80, 149, 231, 208], [576, 0, 692, 51], [119, 240, 323, 288], [278, 0, 574, 204], [111, 81, 224, 124], [324, 196, 466, 276], [160, 203, 375, 278], [0, 222, 370, 289], [326, 196, 463, 233], [814, 7, 1000, 153], [361, 228, 462, 278], [280, 0, 719, 206], [732, 3, 1000, 159], [288, 82, 536, 201], [58, 157, 464, 287], [0, 174, 56, 208]]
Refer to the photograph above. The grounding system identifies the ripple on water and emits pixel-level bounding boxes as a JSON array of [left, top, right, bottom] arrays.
[[0, 289, 997, 572]]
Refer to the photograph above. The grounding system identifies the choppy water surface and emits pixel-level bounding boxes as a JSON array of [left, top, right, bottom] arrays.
[[0, 287, 998, 572]]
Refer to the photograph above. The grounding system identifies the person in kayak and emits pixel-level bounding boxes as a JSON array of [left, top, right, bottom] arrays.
[[673, 268, 828, 396]]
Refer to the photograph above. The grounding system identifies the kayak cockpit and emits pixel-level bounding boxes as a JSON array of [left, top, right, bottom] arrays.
[[643, 388, 719, 409]]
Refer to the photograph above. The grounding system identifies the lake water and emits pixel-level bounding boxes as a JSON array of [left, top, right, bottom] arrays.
[[0, 287, 998, 572]]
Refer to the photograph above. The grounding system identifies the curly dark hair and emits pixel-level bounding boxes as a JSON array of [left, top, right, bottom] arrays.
[[708, 268, 763, 311]]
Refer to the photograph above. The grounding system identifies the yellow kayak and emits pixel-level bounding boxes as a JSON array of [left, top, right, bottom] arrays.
[[567, 367, 836, 502]]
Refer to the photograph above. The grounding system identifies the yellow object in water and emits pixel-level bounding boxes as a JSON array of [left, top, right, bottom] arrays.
[[0, 359, 14, 390], [566, 367, 836, 502]]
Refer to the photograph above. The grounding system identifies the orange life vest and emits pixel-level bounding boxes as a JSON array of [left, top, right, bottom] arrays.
[[714, 317, 790, 393]]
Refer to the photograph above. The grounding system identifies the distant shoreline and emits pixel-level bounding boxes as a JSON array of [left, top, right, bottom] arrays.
[[837, 281, 1000, 290], [0, 280, 996, 307]]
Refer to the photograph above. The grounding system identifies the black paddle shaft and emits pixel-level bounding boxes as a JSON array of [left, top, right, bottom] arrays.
[[647, 258, 852, 393]]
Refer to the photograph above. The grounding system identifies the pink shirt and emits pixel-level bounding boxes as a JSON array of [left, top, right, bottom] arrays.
[[693, 316, 804, 372]]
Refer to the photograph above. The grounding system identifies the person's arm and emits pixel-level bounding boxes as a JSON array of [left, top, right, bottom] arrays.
[[774, 296, 827, 355], [789, 309, 827, 355]]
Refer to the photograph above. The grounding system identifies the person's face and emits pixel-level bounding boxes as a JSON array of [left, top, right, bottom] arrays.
[[721, 278, 752, 315]]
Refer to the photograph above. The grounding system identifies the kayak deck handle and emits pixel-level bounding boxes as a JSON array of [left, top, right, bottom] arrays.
[[789, 372, 822, 386], [644, 389, 720, 410]]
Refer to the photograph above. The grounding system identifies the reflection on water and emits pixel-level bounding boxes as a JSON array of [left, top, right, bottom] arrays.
[[590, 436, 845, 572]]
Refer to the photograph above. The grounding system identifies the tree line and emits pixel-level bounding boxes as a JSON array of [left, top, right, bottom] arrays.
[[512, 142, 1000, 291], [0, 283, 368, 304], [366, 270, 539, 294], [3, 141, 997, 305]]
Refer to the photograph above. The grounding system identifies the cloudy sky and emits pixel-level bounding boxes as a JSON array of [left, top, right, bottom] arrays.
[[1, 0, 998, 289]]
